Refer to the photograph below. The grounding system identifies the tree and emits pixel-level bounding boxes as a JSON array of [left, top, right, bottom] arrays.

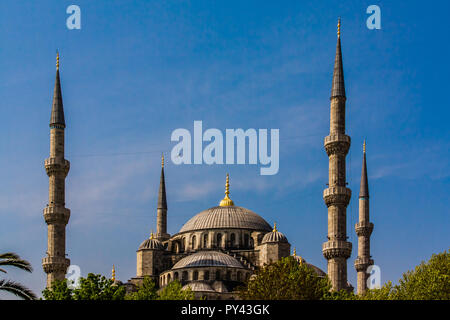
[[43, 273, 126, 300], [0, 252, 37, 300], [158, 280, 195, 300], [359, 249, 450, 300], [125, 276, 158, 300], [238, 256, 331, 300]]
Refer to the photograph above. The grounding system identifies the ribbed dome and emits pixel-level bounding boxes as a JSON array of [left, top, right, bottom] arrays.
[[172, 251, 244, 269], [292, 255, 327, 277], [138, 237, 164, 250], [182, 281, 215, 292], [261, 230, 288, 243], [179, 206, 272, 233]]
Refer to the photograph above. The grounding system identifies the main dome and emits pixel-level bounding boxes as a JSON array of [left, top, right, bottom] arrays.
[[178, 206, 272, 233]]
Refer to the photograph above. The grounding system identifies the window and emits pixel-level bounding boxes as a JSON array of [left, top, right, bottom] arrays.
[[168, 273, 171, 283], [237, 271, 242, 282], [193, 271, 198, 280], [216, 270, 221, 280], [191, 235, 196, 250], [216, 233, 222, 247], [204, 271, 210, 281], [244, 234, 249, 247], [203, 234, 208, 248], [174, 272, 179, 280], [182, 271, 188, 281], [230, 233, 235, 247], [226, 271, 232, 281]]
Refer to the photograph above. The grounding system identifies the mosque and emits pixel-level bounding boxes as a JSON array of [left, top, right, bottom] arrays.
[[41, 20, 374, 299]]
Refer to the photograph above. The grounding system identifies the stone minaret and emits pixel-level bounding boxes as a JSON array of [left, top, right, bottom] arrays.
[[322, 19, 352, 291], [354, 141, 374, 294], [42, 52, 71, 288], [156, 154, 170, 241]]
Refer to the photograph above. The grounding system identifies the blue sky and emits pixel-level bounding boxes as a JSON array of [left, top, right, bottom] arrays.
[[0, 1, 449, 298]]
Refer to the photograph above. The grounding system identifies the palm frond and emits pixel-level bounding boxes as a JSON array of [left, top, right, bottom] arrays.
[[0, 254, 33, 273], [0, 253, 20, 260], [0, 279, 37, 300], [0, 268, 6, 273]]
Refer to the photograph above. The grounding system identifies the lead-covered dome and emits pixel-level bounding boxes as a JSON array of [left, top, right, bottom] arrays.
[[138, 233, 164, 250], [179, 206, 272, 233], [261, 223, 288, 243], [172, 251, 244, 269]]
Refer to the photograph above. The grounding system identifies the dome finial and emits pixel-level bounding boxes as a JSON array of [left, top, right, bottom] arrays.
[[150, 230, 154, 239], [273, 222, 277, 232], [219, 173, 234, 206], [293, 247, 297, 256], [111, 265, 116, 282], [337, 17, 341, 38]]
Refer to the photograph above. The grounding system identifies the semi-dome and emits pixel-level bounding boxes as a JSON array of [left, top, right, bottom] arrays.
[[179, 174, 272, 234], [172, 251, 244, 269], [261, 223, 288, 243], [182, 281, 215, 293], [138, 233, 164, 250]]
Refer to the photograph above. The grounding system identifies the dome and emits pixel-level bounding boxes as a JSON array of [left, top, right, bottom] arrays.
[[292, 251, 326, 277], [182, 281, 215, 293], [261, 224, 288, 243], [172, 251, 244, 269], [138, 234, 164, 250], [178, 206, 272, 233]]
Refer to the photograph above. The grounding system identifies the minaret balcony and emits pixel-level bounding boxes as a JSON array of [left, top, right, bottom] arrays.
[[355, 222, 374, 237], [45, 158, 70, 176], [354, 256, 374, 272], [43, 206, 70, 225], [324, 133, 350, 156], [322, 240, 352, 259], [323, 186, 351, 207], [42, 256, 70, 273]]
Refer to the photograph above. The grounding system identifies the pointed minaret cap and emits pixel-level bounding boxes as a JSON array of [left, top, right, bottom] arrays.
[[50, 51, 66, 127], [219, 174, 234, 206], [359, 140, 369, 198], [157, 154, 167, 209], [331, 18, 346, 99]]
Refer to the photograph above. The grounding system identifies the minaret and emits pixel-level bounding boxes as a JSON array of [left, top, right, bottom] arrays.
[[156, 154, 170, 241], [354, 141, 374, 294], [322, 19, 352, 291], [42, 52, 71, 288]]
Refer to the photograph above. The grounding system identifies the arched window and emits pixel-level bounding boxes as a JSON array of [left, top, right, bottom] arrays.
[[193, 271, 198, 280], [191, 235, 196, 250], [216, 233, 222, 247], [182, 238, 186, 252], [168, 273, 171, 283], [215, 270, 221, 280], [174, 272, 179, 280], [203, 234, 208, 248], [226, 271, 232, 281], [237, 271, 242, 282], [182, 271, 188, 281], [244, 234, 249, 247], [204, 271, 210, 281], [230, 233, 235, 247]]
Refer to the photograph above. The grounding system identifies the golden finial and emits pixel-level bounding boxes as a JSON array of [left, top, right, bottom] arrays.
[[111, 265, 116, 282], [161, 153, 164, 168], [337, 17, 341, 38], [363, 140, 366, 154], [219, 173, 234, 206], [299, 256, 303, 265], [273, 222, 277, 232], [293, 247, 297, 257], [56, 51, 60, 70], [150, 230, 154, 239]]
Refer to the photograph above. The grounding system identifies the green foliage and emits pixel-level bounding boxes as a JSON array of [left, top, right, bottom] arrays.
[[158, 280, 195, 300], [238, 256, 331, 300], [0, 252, 36, 300], [360, 250, 450, 300], [125, 276, 158, 300], [43, 273, 126, 300]]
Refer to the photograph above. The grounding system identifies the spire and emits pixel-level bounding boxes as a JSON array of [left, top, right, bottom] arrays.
[[359, 140, 369, 198], [331, 18, 346, 99], [157, 154, 167, 209], [219, 174, 234, 206], [50, 51, 66, 127], [111, 265, 116, 282]]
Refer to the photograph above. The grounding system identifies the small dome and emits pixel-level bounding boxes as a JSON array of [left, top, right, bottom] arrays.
[[172, 251, 244, 269], [292, 252, 326, 278], [138, 234, 164, 250], [182, 281, 215, 293], [261, 224, 288, 243]]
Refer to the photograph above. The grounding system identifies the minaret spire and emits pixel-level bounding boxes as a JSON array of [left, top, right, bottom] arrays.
[[355, 141, 374, 294], [43, 52, 71, 288], [323, 19, 352, 292], [156, 154, 169, 241]]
